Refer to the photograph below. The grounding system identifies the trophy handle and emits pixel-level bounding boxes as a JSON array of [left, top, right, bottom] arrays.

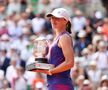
[[44, 46, 49, 56]]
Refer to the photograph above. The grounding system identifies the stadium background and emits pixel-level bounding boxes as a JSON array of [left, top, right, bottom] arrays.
[[0, 0, 108, 90]]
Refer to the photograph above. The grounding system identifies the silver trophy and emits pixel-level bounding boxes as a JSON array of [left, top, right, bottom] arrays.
[[26, 36, 54, 71]]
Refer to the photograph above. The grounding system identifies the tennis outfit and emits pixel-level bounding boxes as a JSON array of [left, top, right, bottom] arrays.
[[47, 31, 74, 90]]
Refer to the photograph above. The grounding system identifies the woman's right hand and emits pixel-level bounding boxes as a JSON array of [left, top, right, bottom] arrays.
[[33, 50, 37, 57]]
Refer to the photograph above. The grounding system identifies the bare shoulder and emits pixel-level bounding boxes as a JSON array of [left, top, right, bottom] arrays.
[[59, 34, 72, 43], [59, 34, 72, 46]]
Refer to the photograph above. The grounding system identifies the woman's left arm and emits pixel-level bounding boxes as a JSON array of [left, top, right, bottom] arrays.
[[49, 34, 74, 74]]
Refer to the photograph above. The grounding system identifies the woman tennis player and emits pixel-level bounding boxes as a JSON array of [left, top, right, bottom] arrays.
[[34, 8, 74, 90]]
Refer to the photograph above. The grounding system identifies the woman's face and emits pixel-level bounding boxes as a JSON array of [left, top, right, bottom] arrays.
[[51, 16, 67, 30]]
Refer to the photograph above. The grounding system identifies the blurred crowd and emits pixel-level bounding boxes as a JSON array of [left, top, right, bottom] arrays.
[[0, 0, 108, 90]]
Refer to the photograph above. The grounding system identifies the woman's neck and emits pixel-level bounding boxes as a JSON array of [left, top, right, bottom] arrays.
[[55, 27, 66, 36], [52, 29, 65, 41], [55, 29, 66, 37]]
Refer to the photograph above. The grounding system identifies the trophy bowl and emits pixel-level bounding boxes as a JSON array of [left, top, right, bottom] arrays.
[[26, 36, 54, 71]]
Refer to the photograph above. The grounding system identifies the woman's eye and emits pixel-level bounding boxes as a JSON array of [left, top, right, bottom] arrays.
[[56, 18, 61, 21]]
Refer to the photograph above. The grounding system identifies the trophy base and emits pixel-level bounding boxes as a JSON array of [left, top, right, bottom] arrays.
[[26, 62, 54, 71], [35, 58, 48, 63]]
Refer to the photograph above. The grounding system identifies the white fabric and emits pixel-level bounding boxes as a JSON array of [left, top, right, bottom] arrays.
[[6, 65, 17, 83], [25, 56, 36, 85], [24, 71, 36, 85], [93, 51, 108, 69], [26, 56, 35, 65], [14, 76, 27, 90], [18, 19, 27, 28], [47, 8, 71, 23], [72, 17, 86, 32], [7, 20, 23, 37], [50, 0, 62, 8], [0, 56, 5, 66], [12, 39, 29, 51], [0, 70, 4, 80], [32, 18, 45, 33], [6, 2, 20, 16], [88, 69, 101, 82], [0, 41, 11, 51], [20, 48, 32, 61]]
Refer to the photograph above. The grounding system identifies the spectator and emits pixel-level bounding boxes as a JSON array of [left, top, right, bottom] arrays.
[[6, 56, 17, 87], [93, 41, 108, 75], [91, 10, 104, 31], [6, 0, 20, 16], [25, 7, 35, 20], [96, 26, 106, 41], [37, 0, 51, 14], [97, 75, 108, 90], [20, 42, 32, 61], [50, 0, 62, 9], [62, 0, 74, 17], [0, 5, 6, 20], [22, 26, 32, 40], [11, 35, 29, 52], [0, 34, 11, 51], [88, 61, 102, 89], [7, 15, 23, 38], [80, 48, 90, 68], [18, 12, 29, 28], [92, 34, 103, 50], [32, 73, 46, 90], [0, 70, 10, 89], [72, 10, 86, 33], [32, 14, 46, 35], [102, 17, 108, 40], [44, 18, 52, 33], [20, 0, 27, 13], [0, 49, 10, 75], [87, 44, 96, 63], [76, 75, 85, 90], [13, 63, 27, 90], [6, 45, 18, 58], [0, 20, 9, 35], [74, 30, 90, 56], [71, 66, 79, 90], [83, 17, 94, 43], [79, 79, 93, 90], [0, 69, 5, 89]]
